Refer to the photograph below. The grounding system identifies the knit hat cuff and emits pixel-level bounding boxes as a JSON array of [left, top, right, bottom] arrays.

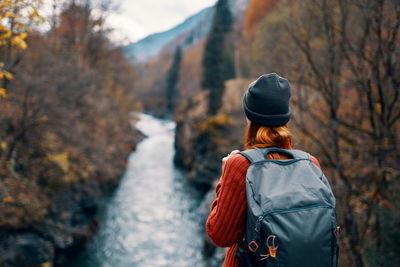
[[243, 94, 291, 126]]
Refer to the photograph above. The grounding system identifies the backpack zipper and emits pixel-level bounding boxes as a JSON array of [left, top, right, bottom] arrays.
[[254, 203, 333, 232]]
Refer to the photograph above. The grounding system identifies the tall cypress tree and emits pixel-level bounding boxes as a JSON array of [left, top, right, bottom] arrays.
[[166, 46, 182, 114], [202, 0, 235, 115]]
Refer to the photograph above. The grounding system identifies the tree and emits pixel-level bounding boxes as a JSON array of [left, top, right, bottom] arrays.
[[281, 0, 400, 265], [247, 0, 400, 265], [202, 0, 235, 115], [243, 0, 279, 33], [0, 0, 43, 94], [0, 2, 138, 264], [166, 46, 182, 114]]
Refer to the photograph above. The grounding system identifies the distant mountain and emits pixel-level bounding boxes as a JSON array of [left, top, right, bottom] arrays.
[[123, 7, 214, 63], [123, 0, 250, 63]]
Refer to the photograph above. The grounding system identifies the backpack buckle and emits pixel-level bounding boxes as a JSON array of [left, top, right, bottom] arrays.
[[266, 235, 278, 258], [248, 241, 259, 253]]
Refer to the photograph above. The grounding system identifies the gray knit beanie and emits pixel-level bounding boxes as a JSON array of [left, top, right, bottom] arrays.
[[243, 73, 292, 126]]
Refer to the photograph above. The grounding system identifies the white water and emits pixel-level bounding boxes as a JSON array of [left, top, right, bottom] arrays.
[[72, 114, 206, 267]]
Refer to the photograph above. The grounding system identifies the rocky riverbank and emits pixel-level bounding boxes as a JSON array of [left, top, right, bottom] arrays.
[[174, 78, 252, 265], [0, 126, 142, 267], [174, 78, 251, 185]]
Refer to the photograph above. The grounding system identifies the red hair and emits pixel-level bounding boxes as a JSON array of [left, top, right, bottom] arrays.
[[244, 121, 293, 159]]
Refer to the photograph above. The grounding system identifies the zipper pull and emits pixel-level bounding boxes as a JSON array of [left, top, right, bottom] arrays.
[[255, 216, 263, 232]]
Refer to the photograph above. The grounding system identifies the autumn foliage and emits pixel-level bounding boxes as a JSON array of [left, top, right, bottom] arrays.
[[176, 0, 400, 266], [238, 0, 400, 265], [243, 0, 279, 34], [0, 0, 43, 94], [0, 1, 139, 265]]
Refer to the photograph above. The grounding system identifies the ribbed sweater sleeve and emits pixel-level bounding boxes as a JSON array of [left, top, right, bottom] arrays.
[[206, 154, 250, 248], [310, 155, 321, 169]]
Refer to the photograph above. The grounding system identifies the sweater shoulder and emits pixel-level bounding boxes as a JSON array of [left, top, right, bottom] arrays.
[[309, 155, 321, 169], [225, 153, 251, 168], [222, 154, 251, 183]]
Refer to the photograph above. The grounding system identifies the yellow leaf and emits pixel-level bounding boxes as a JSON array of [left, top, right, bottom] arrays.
[[1, 141, 7, 149], [19, 32, 27, 40], [4, 72, 13, 80], [300, 27, 308, 40], [12, 36, 27, 50], [18, 40, 27, 49], [1, 31, 11, 39], [2, 196, 12, 203], [32, 6, 39, 16], [375, 103, 382, 115], [41, 262, 51, 267], [48, 152, 69, 172], [383, 138, 389, 147], [0, 88, 6, 98], [200, 114, 235, 132]]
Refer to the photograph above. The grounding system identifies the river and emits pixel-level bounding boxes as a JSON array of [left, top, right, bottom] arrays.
[[71, 114, 206, 267]]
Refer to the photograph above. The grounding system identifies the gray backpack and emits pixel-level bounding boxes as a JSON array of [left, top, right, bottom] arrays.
[[236, 147, 339, 267]]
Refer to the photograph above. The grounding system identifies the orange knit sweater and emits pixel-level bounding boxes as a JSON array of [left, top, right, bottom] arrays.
[[206, 150, 321, 267]]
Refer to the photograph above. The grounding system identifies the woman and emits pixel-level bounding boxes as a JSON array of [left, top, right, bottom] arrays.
[[206, 73, 321, 267]]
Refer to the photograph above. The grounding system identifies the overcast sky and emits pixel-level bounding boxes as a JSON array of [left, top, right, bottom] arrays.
[[40, 0, 216, 45], [109, 0, 217, 43]]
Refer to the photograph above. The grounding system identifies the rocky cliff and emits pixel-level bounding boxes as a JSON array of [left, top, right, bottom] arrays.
[[174, 78, 252, 265], [175, 78, 251, 186], [0, 126, 142, 267]]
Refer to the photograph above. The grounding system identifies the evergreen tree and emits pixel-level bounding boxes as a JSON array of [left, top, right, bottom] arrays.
[[202, 0, 235, 115], [166, 46, 182, 114]]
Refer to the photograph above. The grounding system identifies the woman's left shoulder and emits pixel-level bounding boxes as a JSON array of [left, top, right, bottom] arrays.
[[226, 153, 251, 165], [309, 155, 321, 169], [223, 153, 251, 175]]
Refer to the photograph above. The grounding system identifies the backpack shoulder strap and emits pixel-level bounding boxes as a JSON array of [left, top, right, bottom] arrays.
[[285, 149, 311, 160], [239, 148, 267, 163], [240, 147, 310, 163]]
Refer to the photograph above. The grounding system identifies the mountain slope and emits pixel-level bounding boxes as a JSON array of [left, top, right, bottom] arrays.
[[123, 7, 214, 62], [123, 0, 250, 63]]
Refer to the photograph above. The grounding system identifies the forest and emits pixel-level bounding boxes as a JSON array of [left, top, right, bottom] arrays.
[[0, 0, 141, 265], [1, 0, 399, 266], [139, 0, 399, 266]]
